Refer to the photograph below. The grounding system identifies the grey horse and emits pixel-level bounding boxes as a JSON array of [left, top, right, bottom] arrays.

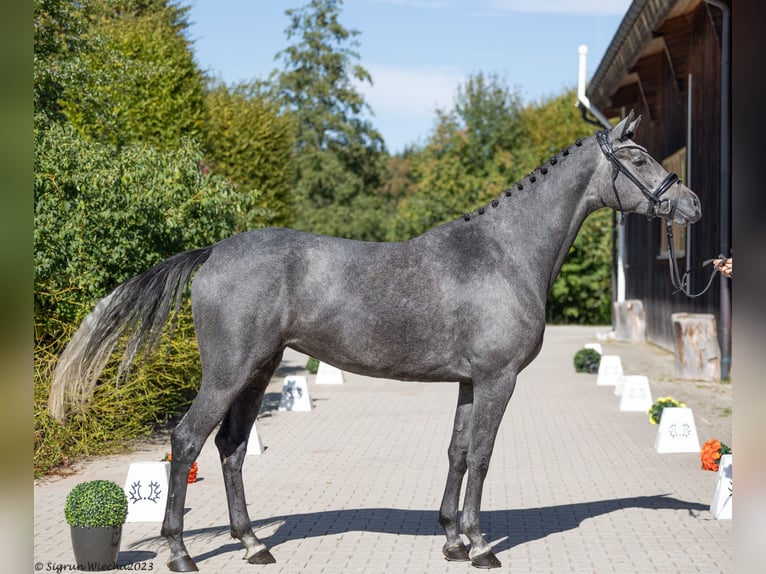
[[48, 112, 701, 570]]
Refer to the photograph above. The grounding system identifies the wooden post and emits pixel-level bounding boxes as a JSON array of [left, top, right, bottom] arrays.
[[671, 313, 721, 381], [613, 299, 646, 342]]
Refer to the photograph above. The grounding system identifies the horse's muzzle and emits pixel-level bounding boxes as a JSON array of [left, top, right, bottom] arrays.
[[662, 185, 701, 226]]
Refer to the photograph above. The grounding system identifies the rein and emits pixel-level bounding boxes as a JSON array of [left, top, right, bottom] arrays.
[[665, 221, 725, 299], [596, 129, 722, 299]]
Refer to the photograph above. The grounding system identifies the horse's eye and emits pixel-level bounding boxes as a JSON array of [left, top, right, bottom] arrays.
[[632, 157, 646, 167]]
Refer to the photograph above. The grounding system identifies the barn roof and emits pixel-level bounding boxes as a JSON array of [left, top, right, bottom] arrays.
[[586, 0, 717, 118]]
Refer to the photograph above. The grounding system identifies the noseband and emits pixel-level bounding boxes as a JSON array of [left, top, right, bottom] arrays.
[[596, 129, 721, 299]]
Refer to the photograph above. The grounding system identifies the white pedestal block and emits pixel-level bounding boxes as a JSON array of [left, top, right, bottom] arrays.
[[278, 376, 312, 411], [315, 361, 344, 385], [246, 420, 264, 455], [124, 461, 170, 522], [614, 375, 625, 396], [709, 454, 732, 519], [597, 355, 623, 386], [584, 342, 603, 355], [654, 407, 700, 453], [619, 376, 653, 411]]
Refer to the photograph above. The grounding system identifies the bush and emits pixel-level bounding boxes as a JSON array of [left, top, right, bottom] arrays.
[[34, 118, 263, 336], [573, 348, 601, 373], [34, 120, 265, 476], [65, 480, 128, 528], [306, 357, 320, 375], [34, 309, 202, 478]]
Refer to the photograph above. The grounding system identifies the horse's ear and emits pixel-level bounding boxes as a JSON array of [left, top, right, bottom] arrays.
[[610, 110, 641, 142], [624, 113, 642, 140]]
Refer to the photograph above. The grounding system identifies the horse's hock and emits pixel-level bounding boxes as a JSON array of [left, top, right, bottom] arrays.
[[613, 299, 646, 342], [671, 313, 721, 381]]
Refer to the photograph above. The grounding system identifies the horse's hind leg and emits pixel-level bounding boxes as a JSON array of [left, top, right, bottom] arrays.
[[162, 377, 250, 572], [439, 382, 473, 561], [214, 351, 283, 564]]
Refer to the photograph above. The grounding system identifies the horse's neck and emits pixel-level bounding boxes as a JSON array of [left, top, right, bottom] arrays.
[[494, 153, 600, 292], [542, 187, 597, 291]]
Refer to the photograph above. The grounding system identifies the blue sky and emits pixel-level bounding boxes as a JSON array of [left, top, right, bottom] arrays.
[[186, 0, 631, 154]]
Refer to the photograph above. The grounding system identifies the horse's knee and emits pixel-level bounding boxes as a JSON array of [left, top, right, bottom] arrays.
[[447, 443, 468, 472], [466, 453, 491, 478], [448, 455, 467, 474], [170, 427, 199, 462]]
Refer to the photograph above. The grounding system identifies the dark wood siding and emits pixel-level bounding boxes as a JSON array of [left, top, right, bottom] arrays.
[[614, 2, 724, 350]]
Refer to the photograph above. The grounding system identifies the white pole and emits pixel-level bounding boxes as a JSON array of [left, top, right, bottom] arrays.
[[576, 45, 611, 128], [577, 45, 624, 302]]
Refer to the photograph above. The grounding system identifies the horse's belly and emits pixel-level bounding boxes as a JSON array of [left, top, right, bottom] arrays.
[[287, 327, 470, 383]]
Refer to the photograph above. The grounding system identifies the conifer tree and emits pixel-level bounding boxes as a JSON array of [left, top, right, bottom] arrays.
[[274, 0, 390, 240]]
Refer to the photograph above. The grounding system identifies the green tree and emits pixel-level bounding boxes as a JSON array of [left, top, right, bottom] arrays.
[[203, 81, 297, 229], [51, 0, 206, 148], [453, 72, 531, 172], [547, 208, 612, 324], [34, 0, 92, 122], [387, 73, 529, 240], [273, 0, 391, 240], [32, 0, 285, 476], [520, 88, 595, 161]]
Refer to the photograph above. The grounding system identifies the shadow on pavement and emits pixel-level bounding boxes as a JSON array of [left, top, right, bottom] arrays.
[[130, 494, 708, 565]]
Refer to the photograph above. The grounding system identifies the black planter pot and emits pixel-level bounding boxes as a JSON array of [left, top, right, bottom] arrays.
[[70, 525, 122, 571]]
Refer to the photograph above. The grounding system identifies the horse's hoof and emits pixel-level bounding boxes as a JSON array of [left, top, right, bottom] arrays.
[[471, 550, 502, 569], [247, 548, 277, 565], [443, 542, 470, 561], [167, 555, 199, 572]]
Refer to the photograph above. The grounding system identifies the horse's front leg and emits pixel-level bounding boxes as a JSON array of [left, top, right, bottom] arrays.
[[214, 354, 282, 565], [439, 381, 473, 561], [461, 371, 518, 569]]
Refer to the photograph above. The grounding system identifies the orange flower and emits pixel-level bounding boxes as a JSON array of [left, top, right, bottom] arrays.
[[701, 439, 722, 471], [187, 461, 198, 484]]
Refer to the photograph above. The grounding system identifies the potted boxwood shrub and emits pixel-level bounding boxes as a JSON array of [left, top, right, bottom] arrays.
[[573, 348, 601, 373], [64, 479, 128, 571]]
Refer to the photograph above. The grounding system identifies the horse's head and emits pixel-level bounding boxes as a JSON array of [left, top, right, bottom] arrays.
[[596, 111, 701, 226]]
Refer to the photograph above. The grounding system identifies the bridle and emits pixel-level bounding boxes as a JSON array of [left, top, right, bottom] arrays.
[[596, 129, 680, 221], [596, 129, 722, 299]]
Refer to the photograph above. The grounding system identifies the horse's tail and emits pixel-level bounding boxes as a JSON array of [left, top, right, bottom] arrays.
[[48, 246, 214, 422]]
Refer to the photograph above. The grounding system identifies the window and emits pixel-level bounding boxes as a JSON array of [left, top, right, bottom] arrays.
[[658, 147, 687, 259]]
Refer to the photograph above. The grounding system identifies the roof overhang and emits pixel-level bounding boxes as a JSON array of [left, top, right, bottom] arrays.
[[586, 0, 704, 118]]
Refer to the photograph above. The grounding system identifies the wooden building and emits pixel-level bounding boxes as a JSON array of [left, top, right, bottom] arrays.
[[585, 0, 731, 378]]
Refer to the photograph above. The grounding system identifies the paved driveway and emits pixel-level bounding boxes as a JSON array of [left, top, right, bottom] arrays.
[[34, 325, 732, 573]]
